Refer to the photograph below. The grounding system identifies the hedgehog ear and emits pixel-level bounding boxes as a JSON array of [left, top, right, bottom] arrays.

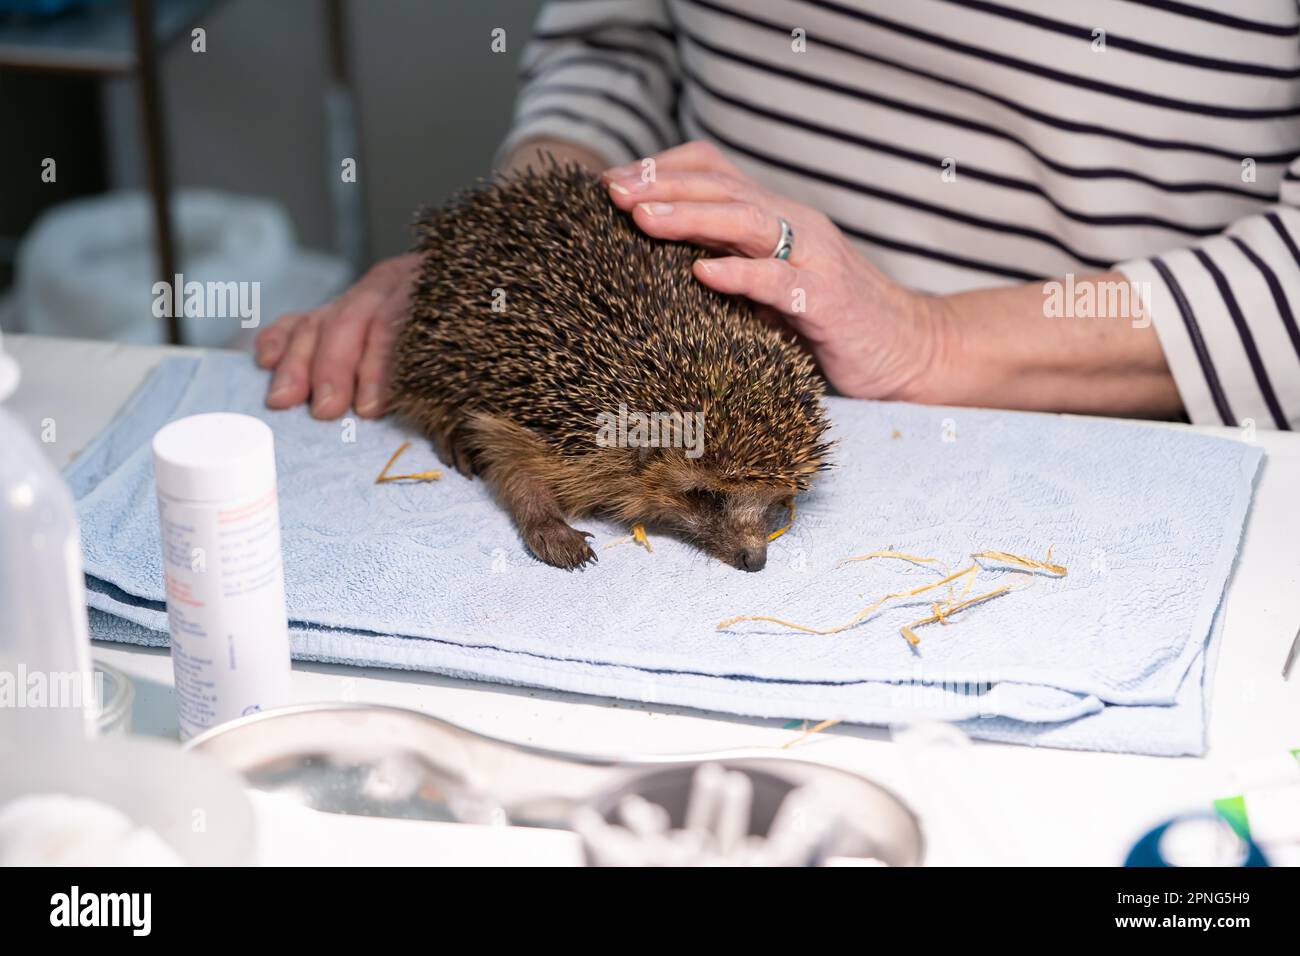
[[633, 444, 655, 470]]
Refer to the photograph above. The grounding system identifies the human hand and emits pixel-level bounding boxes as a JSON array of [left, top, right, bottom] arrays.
[[602, 141, 942, 402], [254, 253, 419, 419]]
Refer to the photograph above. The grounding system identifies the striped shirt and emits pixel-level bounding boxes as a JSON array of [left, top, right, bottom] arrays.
[[500, 0, 1300, 430]]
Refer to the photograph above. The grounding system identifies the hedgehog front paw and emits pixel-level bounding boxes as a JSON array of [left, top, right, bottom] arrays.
[[525, 520, 597, 570]]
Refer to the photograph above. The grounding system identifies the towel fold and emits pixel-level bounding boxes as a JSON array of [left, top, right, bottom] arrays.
[[71, 355, 1262, 755]]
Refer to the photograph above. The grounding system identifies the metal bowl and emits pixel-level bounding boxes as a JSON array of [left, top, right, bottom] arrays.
[[186, 702, 923, 865]]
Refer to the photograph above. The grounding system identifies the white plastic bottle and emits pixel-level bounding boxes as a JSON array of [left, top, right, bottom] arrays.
[[151, 413, 291, 739], [0, 399, 97, 742]]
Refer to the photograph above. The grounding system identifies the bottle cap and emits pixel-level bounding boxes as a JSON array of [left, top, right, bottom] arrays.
[[152, 413, 277, 503]]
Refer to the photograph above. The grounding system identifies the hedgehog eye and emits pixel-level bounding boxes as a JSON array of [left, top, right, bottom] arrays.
[[683, 488, 725, 509]]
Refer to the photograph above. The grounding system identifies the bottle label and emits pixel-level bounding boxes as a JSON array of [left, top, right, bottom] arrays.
[[157, 486, 291, 739]]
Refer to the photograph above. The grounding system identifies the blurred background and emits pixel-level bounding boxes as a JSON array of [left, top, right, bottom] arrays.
[[0, 0, 542, 346]]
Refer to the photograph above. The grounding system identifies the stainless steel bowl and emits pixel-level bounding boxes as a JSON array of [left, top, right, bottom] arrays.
[[186, 702, 924, 865]]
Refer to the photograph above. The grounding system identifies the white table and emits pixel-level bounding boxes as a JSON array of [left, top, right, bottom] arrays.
[[6, 332, 1299, 865]]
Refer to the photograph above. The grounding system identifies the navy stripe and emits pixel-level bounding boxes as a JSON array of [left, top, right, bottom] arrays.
[[1118, 0, 1298, 37], [680, 0, 1300, 164], [941, 0, 1300, 77], [676, 24, 1273, 199], [520, 53, 654, 89], [529, 33, 677, 82], [678, 110, 1043, 282], [687, 104, 1114, 269], [1149, 256, 1236, 425], [533, 21, 676, 45], [515, 106, 647, 163], [1227, 235, 1300, 365], [683, 54, 1227, 238], [795, 0, 1300, 117], [1191, 248, 1291, 429], [522, 82, 676, 146], [838, 221, 1041, 282], [1265, 211, 1300, 264]]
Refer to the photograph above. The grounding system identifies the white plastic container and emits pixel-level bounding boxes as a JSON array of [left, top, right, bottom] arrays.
[[0, 405, 96, 743], [151, 413, 292, 739]]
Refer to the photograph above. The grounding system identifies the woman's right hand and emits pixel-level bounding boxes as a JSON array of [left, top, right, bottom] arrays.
[[255, 252, 419, 419]]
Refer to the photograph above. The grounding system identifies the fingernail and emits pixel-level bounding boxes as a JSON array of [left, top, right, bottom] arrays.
[[311, 382, 335, 414], [608, 181, 631, 196], [638, 202, 673, 216], [268, 378, 294, 401], [696, 260, 716, 275], [605, 163, 637, 179], [356, 384, 382, 415]]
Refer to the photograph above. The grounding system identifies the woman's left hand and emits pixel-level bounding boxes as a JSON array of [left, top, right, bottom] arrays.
[[602, 141, 942, 402]]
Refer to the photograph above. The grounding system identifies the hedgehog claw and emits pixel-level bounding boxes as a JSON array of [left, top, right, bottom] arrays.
[[525, 520, 598, 570]]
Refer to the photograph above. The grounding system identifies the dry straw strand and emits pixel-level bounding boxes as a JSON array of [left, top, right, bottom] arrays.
[[376, 441, 443, 483], [836, 548, 940, 569], [718, 548, 1067, 648], [604, 522, 653, 553], [767, 497, 797, 542], [716, 562, 980, 637], [899, 584, 1012, 646], [782, 718, 843, 749], [972, 547, 1067, 577]]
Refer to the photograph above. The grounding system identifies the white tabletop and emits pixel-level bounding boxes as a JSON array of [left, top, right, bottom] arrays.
[[5, 332, 1298, 865]]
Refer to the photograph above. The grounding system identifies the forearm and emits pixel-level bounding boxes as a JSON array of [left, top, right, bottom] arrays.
[[917, 271, 1184, 419]]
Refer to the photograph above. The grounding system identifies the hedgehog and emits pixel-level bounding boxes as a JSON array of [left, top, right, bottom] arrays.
[[389, 162, 831, 572]]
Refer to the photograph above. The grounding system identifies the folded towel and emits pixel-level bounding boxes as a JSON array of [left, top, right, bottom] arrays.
[[71, 355, 1262, 755]]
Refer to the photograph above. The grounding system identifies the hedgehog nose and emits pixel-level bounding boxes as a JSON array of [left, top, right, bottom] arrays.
[[737, 545, 767, 572]]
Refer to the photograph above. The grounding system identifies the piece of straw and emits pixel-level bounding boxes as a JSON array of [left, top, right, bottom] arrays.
[[718, 548, 1067, 648], [633, 523, 652, 552], [767, 497, 797, 542], [782, 718, 842, 749], [836, 548, 940, 569], [604, 522, 653, 553], [375, 441, 443, 483], [899, 585, 1011, 646], [972, 547, 1066, 577], [716, 562, 980, 637]]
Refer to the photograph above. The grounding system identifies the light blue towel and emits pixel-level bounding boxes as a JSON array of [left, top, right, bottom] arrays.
[[70, 355, 1262, 755]]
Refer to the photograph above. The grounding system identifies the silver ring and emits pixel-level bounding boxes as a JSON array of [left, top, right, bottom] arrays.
[[770, 217, 794, 260]]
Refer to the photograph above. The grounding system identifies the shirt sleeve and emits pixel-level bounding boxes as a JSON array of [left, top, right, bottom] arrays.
[[497, 0, 683, 169], [1117, 162, 1300, 431]]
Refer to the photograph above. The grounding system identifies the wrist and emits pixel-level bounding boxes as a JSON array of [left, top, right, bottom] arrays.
[[892, 290, 963, 405]]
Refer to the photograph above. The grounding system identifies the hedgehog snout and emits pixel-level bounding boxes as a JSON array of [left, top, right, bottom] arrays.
[[736, 544, 768, 573]]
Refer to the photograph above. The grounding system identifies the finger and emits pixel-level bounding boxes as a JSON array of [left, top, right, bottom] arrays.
[[692, 257, 811, 316], [641, 140, 735, 174], [602, 140, 735, 183], [631, 201, 782, 258], [604, 169, 753, 208], [355, 306, 400, 418], [255, 312, 304, 368], [266, 315, 320, 409], [309, 290, 382, 419]]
